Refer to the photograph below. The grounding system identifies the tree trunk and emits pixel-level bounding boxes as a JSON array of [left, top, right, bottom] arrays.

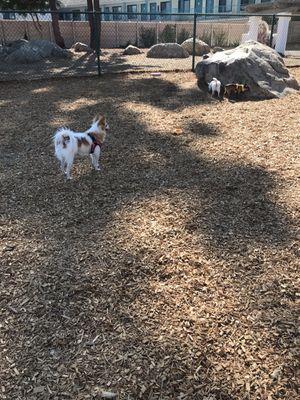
[[94, 0, 100, 11], [49, 0, 65, 48], [87, 0, 96, 49]]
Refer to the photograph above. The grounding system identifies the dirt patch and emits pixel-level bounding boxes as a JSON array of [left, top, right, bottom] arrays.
[[0, 69, 299, 399]]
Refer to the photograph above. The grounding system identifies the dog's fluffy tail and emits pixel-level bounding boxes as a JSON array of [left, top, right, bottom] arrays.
[[53, 128, 74, 162]]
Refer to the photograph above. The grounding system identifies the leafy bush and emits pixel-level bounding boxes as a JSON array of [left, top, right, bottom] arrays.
[[228, 39, 241, 48], [177, 28, 190, 44], [213, 29, 228, 47], [199, 29, 212, 46], [159, 24, 176, 43], [139, 27, 156, 48]]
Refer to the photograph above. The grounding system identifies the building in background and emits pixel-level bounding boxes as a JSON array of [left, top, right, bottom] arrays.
[[59, 1, 275, 17], [0, 1, 275, 20]]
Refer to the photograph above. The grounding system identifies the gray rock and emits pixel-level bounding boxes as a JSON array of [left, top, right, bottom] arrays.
[[30, 40, 71, 58], [5, 40, 72, 64], [147, 43, 189, 58], [0, 45, 9, 56], [195, 41, 299, 99], [181, 38, 210, 56], [7, 39, 28, 50], [123, 45, 142, 55], [6, 43, 43, 63], [5, 39, 28, 55], [71, 42, 92, 53], [212, 46, 225, 53], [0, 45, 8, 61]]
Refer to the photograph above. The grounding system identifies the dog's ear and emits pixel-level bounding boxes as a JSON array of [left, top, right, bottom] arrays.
[[93, 114, 102, 123], [98, 115, 106, 130]]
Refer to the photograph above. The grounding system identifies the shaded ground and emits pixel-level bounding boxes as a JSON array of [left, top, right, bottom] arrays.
[[0, 69, 299, 400], [100, 49, 201, 74], [0, 49, 199, 81]]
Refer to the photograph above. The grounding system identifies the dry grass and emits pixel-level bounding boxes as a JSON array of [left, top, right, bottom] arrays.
[[0, 69, 299, 400]]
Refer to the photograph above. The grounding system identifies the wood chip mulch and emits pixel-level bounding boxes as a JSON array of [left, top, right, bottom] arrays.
[[0, 69, 299, 400]]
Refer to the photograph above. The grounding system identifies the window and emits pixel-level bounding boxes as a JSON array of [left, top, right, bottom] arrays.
[[160, 1, 171, 20], [3, 11, 16, 20], [83, 8, 89, 21], [127, 5, 137, 20], [150, 2, 157, 20], [194, 0, 202, 13], [178, 0, 190, 13], [72, 9, 81, 21], [112, 6, 122, 20], [104, 7, 110, 21], [219, 0, 232, 13], [240, 0, 255, 12], [59, 12, 72, 21], [141, 3, 147, 20], [161, 1, 171, 13], [205, 0, 214, 13]]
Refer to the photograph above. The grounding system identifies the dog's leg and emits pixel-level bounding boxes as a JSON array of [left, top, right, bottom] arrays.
[[60, 159, 66, 174], [92, 146, 101, 171], [65, 156, 74, 180]]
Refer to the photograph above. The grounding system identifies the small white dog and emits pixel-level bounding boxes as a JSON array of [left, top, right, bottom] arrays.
[[208, 77, 222, 98], [54, 115, 109, 180]]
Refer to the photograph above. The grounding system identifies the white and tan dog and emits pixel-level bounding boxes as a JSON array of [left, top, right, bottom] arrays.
[[54, 115, 109, 180]]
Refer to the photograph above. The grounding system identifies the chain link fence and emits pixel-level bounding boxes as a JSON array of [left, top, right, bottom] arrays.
[[0, 10, 288, 81]]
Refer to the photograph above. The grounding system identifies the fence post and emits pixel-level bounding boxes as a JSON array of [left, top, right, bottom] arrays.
[[94, 11, 101, 76], [269, 14, 276, 48], [192, 13, 197, 72], [1, 20, 6, 44]]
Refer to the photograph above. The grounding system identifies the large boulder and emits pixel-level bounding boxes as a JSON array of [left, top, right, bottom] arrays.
[[6, 43, 44, 63], [147, 43, 189, 58], [123, 45, 142, 55], [6, 39, 28, 53], [71, 42, 92, 53], [5, 39, 72, 64], [181, 38, 210, 56], [195, 41, 299, 99], [0, 45, 9, 58], [30, 40, 71, 58]]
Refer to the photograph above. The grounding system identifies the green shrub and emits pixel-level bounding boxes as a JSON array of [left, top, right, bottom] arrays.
[[139, 27, 156, 48], [213, 29, 228, 47], [199, 28, 212, 46], [228, 39, 240, 48], [159, 24, 176, 43], [177, 28, 190, 44]]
